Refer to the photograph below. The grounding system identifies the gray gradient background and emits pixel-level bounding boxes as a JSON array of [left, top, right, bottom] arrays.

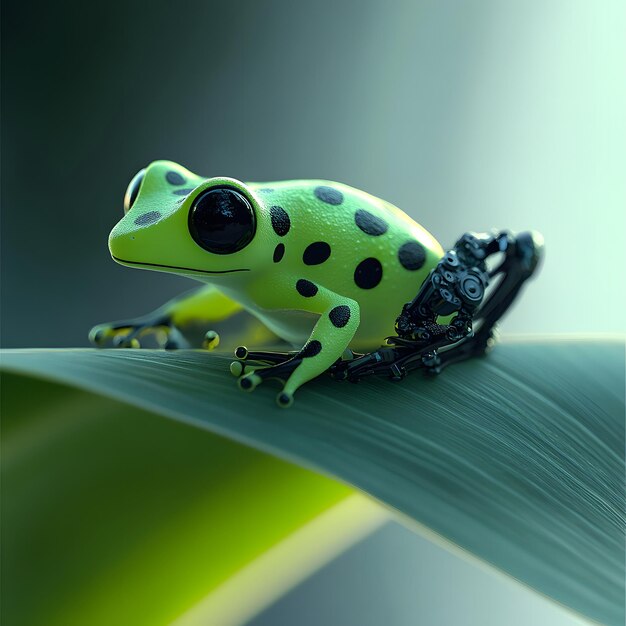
[[250, 522, 588, 626], [2, 0, 624, 347]]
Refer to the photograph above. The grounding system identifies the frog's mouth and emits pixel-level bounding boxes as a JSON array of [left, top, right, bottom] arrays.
[[112, 256, 250, 275]]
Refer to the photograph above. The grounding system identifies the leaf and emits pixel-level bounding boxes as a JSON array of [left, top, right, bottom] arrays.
[[1, 338, 624, 625], [1, 374, 359, 626]]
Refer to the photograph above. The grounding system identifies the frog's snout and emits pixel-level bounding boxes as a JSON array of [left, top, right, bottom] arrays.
[[108, 227, 135, 264], [108, 210, 166, 264]]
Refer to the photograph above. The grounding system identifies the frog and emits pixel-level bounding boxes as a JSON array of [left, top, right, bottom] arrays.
[[91, 160, 543, 407]]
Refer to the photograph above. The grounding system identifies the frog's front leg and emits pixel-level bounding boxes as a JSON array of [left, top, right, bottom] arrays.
[[89, 284, 242, 349], [235, 286, 360, 408]]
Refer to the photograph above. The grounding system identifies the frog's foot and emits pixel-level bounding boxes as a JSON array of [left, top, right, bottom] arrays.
[[231, 347, 357, 407], [89, 317, 189, 350], [230, 347, 305, 407], [240, 364, 299, 408], [238, 363, 300, 408], [229, 346, 298, 377]]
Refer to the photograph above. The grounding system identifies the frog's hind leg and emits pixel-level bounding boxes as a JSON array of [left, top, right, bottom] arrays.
[[433, 230, 543, 371], [89, 285, 243, 349], [332, 230, 543, 382]]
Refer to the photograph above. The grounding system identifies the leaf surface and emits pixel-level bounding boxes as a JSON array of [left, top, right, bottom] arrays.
[[2, 338, 624, 625]]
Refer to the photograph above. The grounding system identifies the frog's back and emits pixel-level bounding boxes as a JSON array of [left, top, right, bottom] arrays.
[[247, 179, 444, 348]]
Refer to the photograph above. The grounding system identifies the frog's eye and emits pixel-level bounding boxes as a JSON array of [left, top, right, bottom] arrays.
[[188, 187, 256, 254], [123, 168, 146, 214]]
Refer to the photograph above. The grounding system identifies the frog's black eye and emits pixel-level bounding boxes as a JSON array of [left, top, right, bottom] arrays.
[[123, 168, 146, 214], [188, 187, 256, 254]]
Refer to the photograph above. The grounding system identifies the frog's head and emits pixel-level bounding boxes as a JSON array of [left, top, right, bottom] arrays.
[[109, 161, 272, 281]]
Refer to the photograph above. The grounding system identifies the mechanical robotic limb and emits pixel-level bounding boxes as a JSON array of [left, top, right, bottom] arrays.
[[330, 230, 543, 383]]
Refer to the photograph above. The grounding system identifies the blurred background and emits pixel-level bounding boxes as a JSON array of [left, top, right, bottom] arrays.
[[2, 0, 624, 348], [2, 2, 624, 625]]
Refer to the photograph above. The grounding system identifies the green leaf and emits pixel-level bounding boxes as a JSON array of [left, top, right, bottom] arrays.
[[2, 338, 624, 625], [1, 374, 360, 626]]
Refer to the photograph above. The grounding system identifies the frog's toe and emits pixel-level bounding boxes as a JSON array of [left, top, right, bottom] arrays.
[[238, 373, 262, 392], [234, 346, 295, 366], [276, 391, 294, 408], [90, 323, 143, 348], [89, 326, 107, 346], [234, 346, 249, 360], [113, 334, 141, 349], [161, 326, 188, 350], [203, 330, 220, 351], [230, 360, 244, 377], [111, 324, 146, 347], [230, 360, 262, 377], [89, 324, 122, 347]]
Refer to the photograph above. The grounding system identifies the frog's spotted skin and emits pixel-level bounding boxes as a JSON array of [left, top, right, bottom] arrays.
[[273, 243, 285, 263], [102, 160, 444, 406], [241, 178, 442, 346]]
